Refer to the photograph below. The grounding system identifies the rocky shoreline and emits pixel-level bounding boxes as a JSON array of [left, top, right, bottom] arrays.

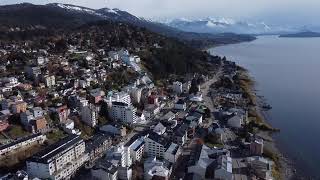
[[246, 72, 297, 179]]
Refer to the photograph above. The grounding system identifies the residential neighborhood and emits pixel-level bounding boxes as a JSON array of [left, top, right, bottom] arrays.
[[0, 40, 277, 180]]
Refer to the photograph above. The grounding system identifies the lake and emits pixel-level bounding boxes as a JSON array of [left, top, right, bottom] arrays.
[[210, 35, 320, 178]]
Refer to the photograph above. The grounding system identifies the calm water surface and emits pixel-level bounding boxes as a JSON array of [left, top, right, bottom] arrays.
[[210, 35, 320, 177]]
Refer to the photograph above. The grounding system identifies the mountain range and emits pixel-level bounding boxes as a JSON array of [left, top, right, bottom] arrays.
[[0, 3, 255, 48], [161, 18, 307, 35]]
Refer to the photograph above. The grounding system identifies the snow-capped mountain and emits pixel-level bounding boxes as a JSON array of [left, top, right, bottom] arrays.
[[48, 3, 142, 22], [162, 18, 294, 35]]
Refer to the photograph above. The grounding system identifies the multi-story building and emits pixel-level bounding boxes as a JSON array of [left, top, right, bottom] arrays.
[[174, 123, 188, 146], [164, 143, 181, 164], [172, 81, 183, 94], [0, 133, 46, 158], [106, 144, 133, 180], [125, 135, 145, 162], [27, 135, 88, 180], [110, 102, 137, 124], [106, 91, 131, 106], [50, 104, 70, 124], [86, 134, 112, 163], [44, 75, 56, 88], [144, 132, 171, 158], [25, 66, 41, 79], [250, 138, 264, 156], [81, 105, 97, 127], [2, 98, 27, 114]]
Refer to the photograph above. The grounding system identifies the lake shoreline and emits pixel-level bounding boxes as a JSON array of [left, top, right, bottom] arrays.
[[208, 43, 297, 179]]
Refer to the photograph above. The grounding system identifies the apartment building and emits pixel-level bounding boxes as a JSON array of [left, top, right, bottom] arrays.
[[125, 135, 145, 162], [0, 133, 46, 158], [110, 102, 137, 124], [27, 135, 88, 180], [144, 132, 171, 158]]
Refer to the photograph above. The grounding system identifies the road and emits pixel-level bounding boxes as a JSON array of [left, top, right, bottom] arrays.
[[201, 68, 222, 112]]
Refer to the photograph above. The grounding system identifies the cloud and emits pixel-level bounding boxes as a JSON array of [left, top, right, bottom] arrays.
[[1, 0, 319, 25]]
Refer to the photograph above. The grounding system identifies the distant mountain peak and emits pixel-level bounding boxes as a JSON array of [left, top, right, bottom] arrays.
[[160, 17, 296, 35]]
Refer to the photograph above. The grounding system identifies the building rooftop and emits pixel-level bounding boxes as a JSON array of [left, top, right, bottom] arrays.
[[112, 101, 128, 107], [0, 133, 43, 151], [86, 133, 111, 152], [166, 143, 179, 155], [92, 160, 118, 174], [29, 135, 82, 163], [147, 131, 171, 149]]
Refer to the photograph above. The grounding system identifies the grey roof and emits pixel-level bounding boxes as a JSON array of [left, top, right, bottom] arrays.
[[112, 101, 128, 106], [147, 131, 171, 149], [92, 160, 118, 174], [0, 133, 42, 151], [86, 134, 111, 152], [174, 123, 188, 137], [29, 135, 82, 164]]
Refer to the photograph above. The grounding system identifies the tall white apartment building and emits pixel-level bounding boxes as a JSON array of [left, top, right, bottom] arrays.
[[125, 136, 145, 162], [27, 135, 88, 180], [110, 102, 137, 124], [44, 75, 56, 88]]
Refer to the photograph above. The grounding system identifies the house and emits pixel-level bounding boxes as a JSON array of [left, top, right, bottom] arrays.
[[153, 122, 166, 135], [186, 112, 203, 126], [247, 156, 273, 180], [227, 115, 244, 129], [182, 81, 191, 93], [91, 161, 118, 180], [147, 94, 159, 105], [4, 99, 27, 114], [90, 88, 105, 104], [143, 104, 160, 118], [144, 157, 172, 180], [99, 124, 127, 137], [108, 51, 120, 61], [144, 132, 171, 158], [110, 102, 137, 124], [30, 116, 48, 133], [160, 111, 176, 121], [0, 119, 9, 132], [250, 138, 264, 156], [20, 107, 48, 133], [187, 145, 232, 180], [164, 143, 181, 163], [51, 104, 70, 123], [174, 99, 187, 111], [27, 135, 88, 180], [189, 92, 203, 102], [62, 120, 81, 135]]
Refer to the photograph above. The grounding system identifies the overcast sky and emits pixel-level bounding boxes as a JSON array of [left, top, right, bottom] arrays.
[[1, 0, 319, 25]]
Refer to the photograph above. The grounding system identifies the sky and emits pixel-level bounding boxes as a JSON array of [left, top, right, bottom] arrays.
[[0, 0, 319, 25]]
